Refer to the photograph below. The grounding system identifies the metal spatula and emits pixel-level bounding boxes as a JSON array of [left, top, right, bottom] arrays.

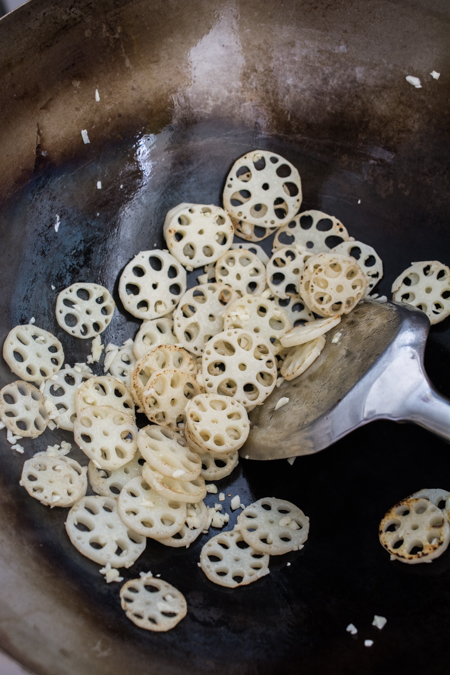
[[242, 300, 450, 461]]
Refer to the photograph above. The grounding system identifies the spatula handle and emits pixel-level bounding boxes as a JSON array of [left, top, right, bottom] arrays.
[[407, 383, 450, 442]]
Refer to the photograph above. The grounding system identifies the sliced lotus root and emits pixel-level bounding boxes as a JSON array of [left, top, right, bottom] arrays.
[[280, 316, 341, 348], [74, 405, 138, 471], [120, 575, 187, 632], [88, 451, 145, 498], [20, 454, 87, 507], [117, 476, 186, 539], [65, 495, 146, 568], [0, 380, 49, 438], [142, 463, 206, 503], [199, 450, 239, 481], [273, 210, 351, 253], [3, 324, 64, 384], [107, 343, 136, 388], [231, 242, 270, 266], [410, 489, 450, 509], [200, 528, 270, 588], [132, 317, 177, 360], [232, 219, 274, 243], [119, 249, 187, 320], [142, 368, 203, 430], [138, 425, 201, 481], [173, 283, 240, 356], [391, 261, 450, 325], [185, 394, 249, 456], [273, 294, 314, 326], [223, 150, 302, 228], [164, 203, 234, 270], [280, 335, 326, 381], [266, 246, 313, 299], [132, 345, 197, 408], [42, 365, 93, 431], [237, 497, 310, 555], [202, 329, 277, 409], [223, 295, 291, 355], [157, 501, 208, 548], [332, 240, 383, 296], [215, 249, 267, 296], [300, 253, 367, 317], [379, 496, 450, 564], [76, 375, 135, 419], [56, 283, 115, 339]]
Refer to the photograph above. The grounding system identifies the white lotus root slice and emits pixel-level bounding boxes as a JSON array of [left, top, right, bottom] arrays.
[[107, 343, 136, 388], [74, 405, 138, 471], [410, 488, 450, 509], [379, 497, 450, 564], [65, 495, 146, 568], [20, 455, 87, 507], [120, 576, 187, 632], [237, 497, 310, 555], [117, 476, 187, 539], [185, 394, 250, 456], [231, 242, 270, 266], [42, 365, 93, 431], [202, 329, 277, 409], [0, 380, 49, 438], [142, 368, 203, 430], [138, 425, 201, 482], [3, 324, 64, 384], [280, 316, 341, 348], [119, 249, 187, 320], [223, 295, 292, 355], [223, 150, 302, 228], [332, 240, 383, 296], [132, 317, 177, 360], [266, 246, 313, 299], [88, 451, 145, 498], [164, 203, 234, 269], [157, 501, 208, 548], [173, 283, 240, 356], [142, 463, 206, 503], [232, 218, 274, 243], [76, 375, 135, 419], [132, 345, 197, 408], [273, 210, 351, 253], [56, 283, 115, 339], [391, 261, 450, 325], [215, 249, 267, 296], [273, 294, 314, 326], [199, 450, 239, 481], [200, 528, 270, 588], [300, 253, 367, 317], [280, 336, 326, 381]]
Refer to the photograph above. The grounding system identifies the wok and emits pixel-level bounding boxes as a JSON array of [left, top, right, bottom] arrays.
[[0, 0, 449, 673]]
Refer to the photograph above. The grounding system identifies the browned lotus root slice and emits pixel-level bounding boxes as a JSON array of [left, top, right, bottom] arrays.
[[76, 375, 135, 418], [300, 253, 367, 317], [379, 497, 450, 564], [42, 364, 93, 431], [223, 150, 302, 227], [74, 405, 138, 471], [132, 317, 177, 360], [142, 463, 206, 503], [132, 345, 197, 408], [56, 282, 115, 339], [332, 240, 383, 296], [20, 454, 87, 507], [280, 336, 326, 381], [120, 575, 187, 632], [138, 425, 201, 481], [3, 324, 64, 384], [156, 501, 208, 548], [215, 249, 267, 296], [0, 380, 49, 438], [142, 368, 203, 429], [185, 394, 249, 455], [238, 497, 310, 555], [391, 261, 450, 325], [232, 218, 274, 243], [198, 449, 239, 480], [266, 246, 313, 299], [164, 203, 234, 269], [200, 528, 270, 588], [202, 329, 277, 409], [173, 283, 240, 356], [119, 249, 186, 320], [273, 210, 351, 253], [88, 451, 145, 498], [223, 295, 291, 355]]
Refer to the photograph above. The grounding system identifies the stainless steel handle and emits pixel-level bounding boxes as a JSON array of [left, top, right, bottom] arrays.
[[404, 381, 450, 441]]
